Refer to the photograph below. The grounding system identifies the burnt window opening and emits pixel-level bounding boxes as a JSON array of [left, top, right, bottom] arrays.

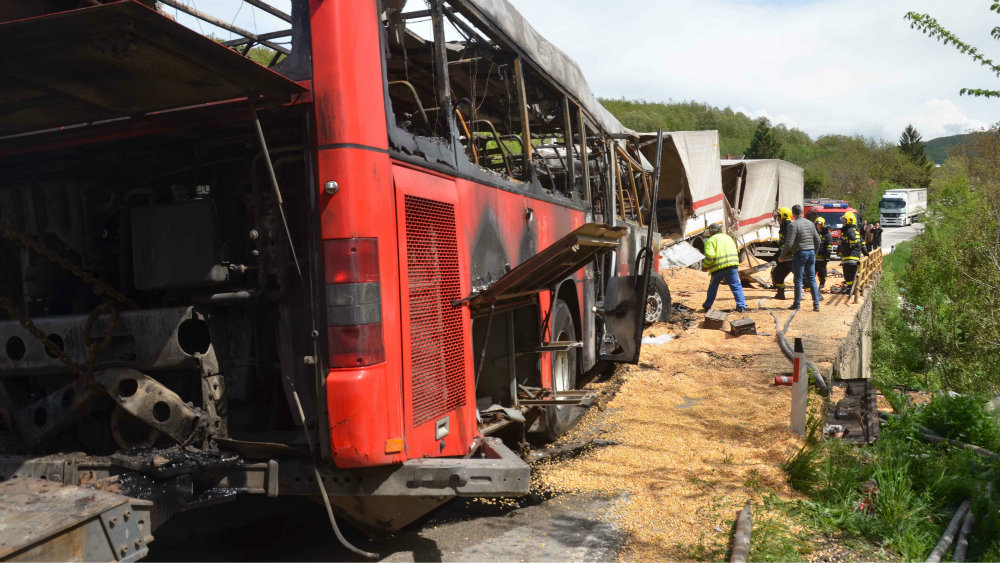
[[613, 142, 653, 226], [156, 0, 311, 80], [579, 119, 610, 222], [518, 64, 578, 199], [382, 1, 586, 194], [383, 2, 451, 139], [440, 7, 526, 181]]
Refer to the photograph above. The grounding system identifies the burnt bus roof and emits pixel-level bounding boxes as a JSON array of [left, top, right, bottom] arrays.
[[462, 0, 633, 138]]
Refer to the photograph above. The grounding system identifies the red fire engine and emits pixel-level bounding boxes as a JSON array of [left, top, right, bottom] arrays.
[[0, 1, 668, 558], [805, 199, 859, 255]]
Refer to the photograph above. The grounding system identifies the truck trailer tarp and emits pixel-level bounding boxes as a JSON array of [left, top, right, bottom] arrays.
[[721, 159, 803, 237], [638, 130, 724, 240]]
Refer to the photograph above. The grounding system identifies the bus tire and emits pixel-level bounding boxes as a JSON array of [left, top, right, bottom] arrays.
[[545, 299, 578, 441], [645, 273, 672, 324]]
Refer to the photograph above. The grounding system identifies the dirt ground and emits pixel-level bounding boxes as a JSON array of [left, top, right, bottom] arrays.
[[533, 262, 868, 561]]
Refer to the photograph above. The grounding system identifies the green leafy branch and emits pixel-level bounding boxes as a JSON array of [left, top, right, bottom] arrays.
[[905, 9, 1000, 97]]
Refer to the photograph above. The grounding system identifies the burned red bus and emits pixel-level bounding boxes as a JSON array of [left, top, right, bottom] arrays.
[[0, 0, 667, 558]]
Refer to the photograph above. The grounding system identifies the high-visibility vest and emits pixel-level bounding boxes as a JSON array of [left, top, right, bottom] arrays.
[[703, 233, 740, 273]]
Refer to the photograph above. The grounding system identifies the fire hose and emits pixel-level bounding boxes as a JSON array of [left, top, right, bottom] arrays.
[[767, 309, 829, 396]]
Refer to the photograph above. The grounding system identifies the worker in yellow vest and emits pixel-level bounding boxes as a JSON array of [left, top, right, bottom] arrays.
[[702, 222, 747, 312]]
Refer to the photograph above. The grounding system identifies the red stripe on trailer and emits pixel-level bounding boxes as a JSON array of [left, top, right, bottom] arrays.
[[738, 212, 774, 227], [691, 193, 724, 211]]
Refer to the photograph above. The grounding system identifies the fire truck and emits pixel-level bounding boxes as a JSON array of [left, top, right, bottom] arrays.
[[804, 199, 858, 256], [0, 1, 667, 559]]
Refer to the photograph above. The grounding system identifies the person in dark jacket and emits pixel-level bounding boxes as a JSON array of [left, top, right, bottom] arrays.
[[873, 222, 883, 249], [834, 211, 866, 293], [778, 205, 822, 311], [771, 207, 793, 300], [813, 216, 835, 290]]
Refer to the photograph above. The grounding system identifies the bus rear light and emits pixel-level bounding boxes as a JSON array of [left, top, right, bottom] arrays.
[[327, 323, 385, 366], [324, 238, 380, 283], [324, 237, 385, 367]]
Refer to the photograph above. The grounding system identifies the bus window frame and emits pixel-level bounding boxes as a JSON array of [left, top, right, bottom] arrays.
[[377, 0, 592, 212]]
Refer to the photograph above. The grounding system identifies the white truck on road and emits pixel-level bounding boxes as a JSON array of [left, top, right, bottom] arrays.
[[880, 188, 927, 227]]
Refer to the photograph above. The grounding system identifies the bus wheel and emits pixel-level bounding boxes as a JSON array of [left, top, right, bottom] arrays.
[[545, 299, 578, 441], [645, 273, 672, 324]]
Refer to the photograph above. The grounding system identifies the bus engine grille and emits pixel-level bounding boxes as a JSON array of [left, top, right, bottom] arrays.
[[404, 195, 467, 427]]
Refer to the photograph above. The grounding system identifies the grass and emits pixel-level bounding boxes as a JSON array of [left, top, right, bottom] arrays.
[[776, 397, 1000, 561]]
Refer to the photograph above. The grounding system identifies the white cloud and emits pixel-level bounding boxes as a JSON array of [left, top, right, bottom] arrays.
[[507, 0, 1000, 141], [889, 99, 990, 139], [167, 1, 1000, 142]]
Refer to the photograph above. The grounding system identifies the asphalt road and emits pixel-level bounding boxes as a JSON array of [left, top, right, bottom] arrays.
[[146, 492, 624, 562], [879, 221, 925, 253]]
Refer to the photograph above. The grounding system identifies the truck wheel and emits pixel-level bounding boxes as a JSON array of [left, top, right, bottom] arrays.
[[688, 237, 705, 270], [645, 273, 672, 324], [545, 299, 578, 441]]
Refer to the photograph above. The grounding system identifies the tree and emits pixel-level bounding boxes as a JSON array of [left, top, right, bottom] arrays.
[[898, 124, 934, 187], [744, 118, 786, 159], [905, 7, 1000, 98], [899, 124, 930, 167]]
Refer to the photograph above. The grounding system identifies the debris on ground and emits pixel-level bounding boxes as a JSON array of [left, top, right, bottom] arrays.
[[533, 261, 866, 561]]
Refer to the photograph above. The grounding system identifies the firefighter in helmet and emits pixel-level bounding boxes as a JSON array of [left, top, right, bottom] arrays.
[[813, 216, 835, 290], [833, 211, 866, 293], [771, 207, 794, 299]]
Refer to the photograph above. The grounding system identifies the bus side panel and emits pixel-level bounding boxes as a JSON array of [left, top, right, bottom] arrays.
[[453, 179, 585, 394], [318, 147, 405, 467], [392, 164, 477, 459], [311, 0, 405, 467], [309, 0, 388, 150]]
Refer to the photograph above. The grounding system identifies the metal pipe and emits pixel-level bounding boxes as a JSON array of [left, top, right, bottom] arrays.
[[242, 0, 292, 23], [223, 29, 293, 48], [926, 500, 971, 563], [157, 0, 291, 54], [388, 81, 429, 126], [474, 302, 497, 391], [953, 509, 974, 562], [729, 500, 753, 563], [249, 109, 302, 279], [289, 388, 378, 559]]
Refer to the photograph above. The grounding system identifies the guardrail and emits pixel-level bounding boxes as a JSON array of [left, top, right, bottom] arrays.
[[850, 248, 883, 303]]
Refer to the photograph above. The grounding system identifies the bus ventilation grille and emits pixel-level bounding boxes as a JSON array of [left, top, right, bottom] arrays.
[[404, 195, 467, 428]]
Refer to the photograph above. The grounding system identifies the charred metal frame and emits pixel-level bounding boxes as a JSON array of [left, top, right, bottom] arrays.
[[379, 0, 592, 211]]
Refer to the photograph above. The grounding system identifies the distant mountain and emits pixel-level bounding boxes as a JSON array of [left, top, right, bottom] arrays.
[[925, 133, 972, 164]]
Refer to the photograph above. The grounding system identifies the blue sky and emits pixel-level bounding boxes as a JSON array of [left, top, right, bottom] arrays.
[[172, 1, 998, 142]]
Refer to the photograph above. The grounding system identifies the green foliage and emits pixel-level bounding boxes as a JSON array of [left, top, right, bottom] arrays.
[[871, 141, 1000, 395], [745, 118, 786, 159], [919, 394, 1000, 451], [898, 125, 934, 187], [899, 124, 930, 167], [925, 133, 970, 164], [748, 514, 812, 562], [872, 264, 930, 389], [781, 414, 1000, 561], [905, 8, 1000, 98]]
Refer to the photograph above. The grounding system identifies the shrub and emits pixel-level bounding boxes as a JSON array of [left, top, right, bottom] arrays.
[[918, 394, 1000, 452]]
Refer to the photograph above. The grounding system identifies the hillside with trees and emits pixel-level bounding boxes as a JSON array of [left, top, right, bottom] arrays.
[[925, 133, 972, 163]]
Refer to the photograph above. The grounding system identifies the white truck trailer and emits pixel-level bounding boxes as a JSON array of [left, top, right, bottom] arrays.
[[720, 158, 804, 260], [880, 188, 927, 226]]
